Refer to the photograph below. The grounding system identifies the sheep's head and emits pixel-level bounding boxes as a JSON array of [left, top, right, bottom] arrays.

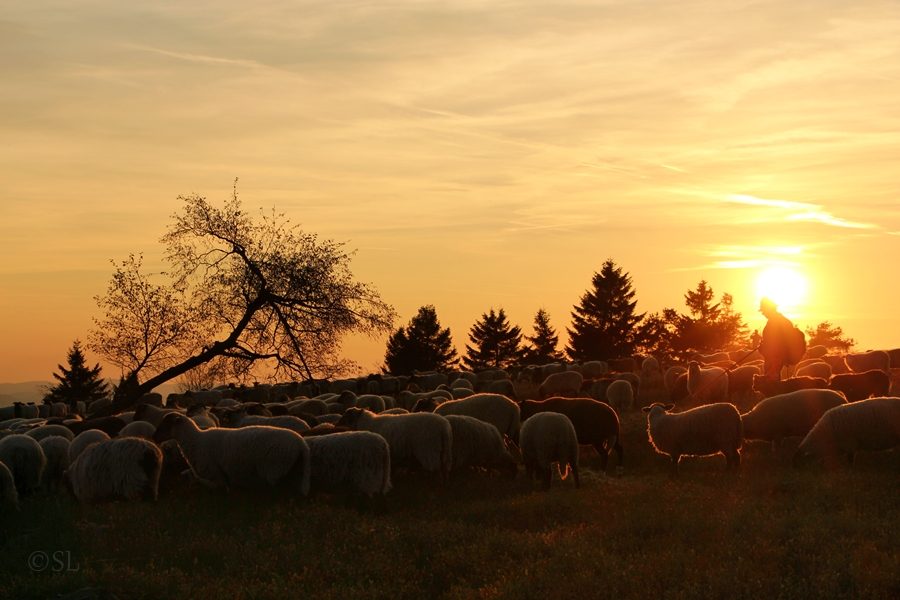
[[641, 403, 675, 415], [153, 413, 188, 444], [335, 407, 364, 429]]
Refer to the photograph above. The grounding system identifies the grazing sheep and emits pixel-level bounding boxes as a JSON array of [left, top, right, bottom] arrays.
[[741, 389, 848, 453], [224, 408, 310, 434], [67, 437, 163, 503], [887, 348, 900, 369], [795, 361, 832, 380], [642, 402, 742, 476], [606, 380, 634, 414], [317, 414, 343, 424], [726, 365, 762, 400], [669, 373, 690, 404], [805, 345, 828, 359], [829, 370, 891, 403], [0, 434, 46, 495], [433, 394, 521, 444], [409, 372, 449, 392], [25, 424, 75, 443], [39, 436, 70, 493], [519, 397, 623, 476], [186, 406, 220, 430], [614, 372, 641, 399], [752, 375, 829, 398], [135, 405, 185, 428], [587, 378, 616, 403], [412, 398, 439, 413], [821, 355, 850, 375], [397, 389, 453, 411], [87, 398, 112, 414], [476, 379, 517, 400], [353, 394, 387, 414], [475, 369, 508, 383], [69, 430, 112, 463], [66, 416, 127, 438], [0, 461, 18, 509], [381, 408, 409, 415], [581, 361, 608, 380], [335, 408, 452, 480], [118, 420, 157, 440], [135, 392, 164, 408], [729, 348, 763, 363], [304, 431, 391, 504], [687, 362, 728, 405], [793, 397, 900, 467], [845, 350, 891, 375], [641, 357, 660, 379], [445, 415, 517, 476], [450, 378, 474, 391], [520, 412, 580, 490], [539, 371, 583, 400], [154, 413, 310, 494], [692, 352, 731, 365], [663, 366, 687, 393], [452, 388, 475, 399], [288, 399, 330, 417]]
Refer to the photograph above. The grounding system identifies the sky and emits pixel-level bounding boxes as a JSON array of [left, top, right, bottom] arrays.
[[2, 0, 899, 383]]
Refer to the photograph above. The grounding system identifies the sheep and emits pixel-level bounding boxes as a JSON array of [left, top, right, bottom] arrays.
[[642, 402, 742, 476], [539, 371, 583, 400], [132, 405, 184, 429], [641, 357, 660, 379], [432, 394, 521, 445], [353, 394, 387, 414], [217, 398, 240, 408], [663, 366, 687, 393], [397, 389, 453, 411], [25, 424, 75, 443], [118, 420, 157, 440], [821, 355, 850, 375], [793, 397, 900, 467], [335, 408, 452, 481], [691, 352, 731, 365], [317, 414, 343, 424], [154, 413, 310, 494], [581, 361, 608, 380], [686, 362, 728, 405], [69, 430, 111, 463], [805, 345, 828, 359], [288, 399, 329, 417], [38, 436, 70, 493], [451, 371, 479, 388], [412, 398, 439, 413], [66, 437, 163, 503], [520, 412, 580, 490], [519, 397, 623, 477], [476, 379, 517, 400], [829, 370, 891, 402], [845, 350, 890, 374], [606, 380, 633, 414], [381, 408, 409, 415], [186, 406, 220, 430], [87, 398, 112, 414], [224, 408, 310, 434], [409, 372, 449, 392], [303, 431, 391, 506], [888, 348, 900, 369], [729, 348, 762, 363], [66, 416, 127, 438], [0, 461, 18, 509], [795, 361, 832, 380], [615, 372, 641, 399], [751, 375, 829, 398], [475, 369, 508, 383], [450, 378, 474, 391], [587, 378, 616, 403], [0, 434, 46, 495], [726, 364, 761, 400], [740, 389, 848, 454], [445, 415, 517, 476]]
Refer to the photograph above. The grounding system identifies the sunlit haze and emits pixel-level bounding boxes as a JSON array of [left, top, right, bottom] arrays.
[[2, 1, 900, 383]]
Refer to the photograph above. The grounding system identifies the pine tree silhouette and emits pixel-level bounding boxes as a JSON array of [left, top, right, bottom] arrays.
[[463, 308, 525, 371], [523, 308, 564, 364], [43, 340, 110, 410], [384, 305, 458, 374]]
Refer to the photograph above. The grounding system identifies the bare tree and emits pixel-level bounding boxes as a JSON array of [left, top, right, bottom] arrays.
[[89, 184, 396, 412]]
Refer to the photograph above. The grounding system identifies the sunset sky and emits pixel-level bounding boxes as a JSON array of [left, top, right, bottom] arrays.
[[2, 0, 899, 384]]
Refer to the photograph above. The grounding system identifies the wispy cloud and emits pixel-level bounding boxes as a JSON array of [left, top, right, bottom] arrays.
[[122, 44, 271, 70], [723, 194, 879, 229]]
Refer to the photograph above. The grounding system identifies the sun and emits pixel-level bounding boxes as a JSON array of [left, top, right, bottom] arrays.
[[755, 266, 808, 312]]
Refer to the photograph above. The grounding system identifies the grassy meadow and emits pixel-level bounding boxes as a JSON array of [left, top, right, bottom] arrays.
[[4, 377, 900, 599]]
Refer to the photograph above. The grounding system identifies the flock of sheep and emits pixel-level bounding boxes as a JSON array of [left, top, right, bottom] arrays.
[[1, 343, 899, 510]]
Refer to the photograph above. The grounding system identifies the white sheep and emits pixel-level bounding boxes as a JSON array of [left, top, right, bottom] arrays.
[[153, 413, 310, 494], [445, 415, 517, 476], [605, 379, 634, 414], [225, 409, 310, 434], [793, 397, 900, 467], [663, 366, 687, 393], [741, 389, 847, 454], [795, 361, 832, 380], [304, 430, 391, 502], [0, 461, 18, 509], [686, 361, 728, 404], [641, 357, 660, 379], [642, 402, 742, 476], [433, 394, 521, 445], [581, 361, 608, 380], [450, 378, 474, 391], [519, 412, 580, 490], [39, 435, 70, 493], [69, 430, 112, 463], [118, 420, 157, 440], [186, 406, 219, 430], [67, 436, 163, 503], [25, 424, 75, 443], [0, 434, 47, 495], [397, 389, 452, 411], [335, 408, 452, 481], [538, 371, 583, 400], [353, 394, 387, 414], [845, 350, 891, 375]]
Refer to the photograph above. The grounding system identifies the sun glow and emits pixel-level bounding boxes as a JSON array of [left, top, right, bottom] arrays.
[[755, 266, 808, 313]]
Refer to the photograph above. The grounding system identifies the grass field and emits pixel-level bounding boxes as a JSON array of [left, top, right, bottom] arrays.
[[4, 379, 900, 599]]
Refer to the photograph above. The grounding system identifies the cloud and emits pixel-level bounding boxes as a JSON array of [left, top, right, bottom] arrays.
[[722, 194, 879, 230]]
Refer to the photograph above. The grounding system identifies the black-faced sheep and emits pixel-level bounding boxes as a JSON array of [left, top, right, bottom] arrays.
[[520, 412, 580, 490], [67, 437, 163, 503], [740, 389, 848, 454], [642, 402, 742, 476], [118, 420, 157, 440], [25, 424, 75, 443], [476, 379, 517, 400], [223, 408, 310, 434], [793, 397, 900, 468], [794, 361, 832, 380], [829, 370, 891, 402], [664, 366, 687, 393]]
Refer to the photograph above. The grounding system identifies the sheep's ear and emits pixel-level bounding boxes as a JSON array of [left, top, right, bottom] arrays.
[[664, 404, 676, 411], [641, 406, 652, 413]]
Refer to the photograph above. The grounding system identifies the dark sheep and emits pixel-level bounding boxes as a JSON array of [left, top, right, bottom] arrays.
[[741, 389, 848, 453], [829, 370, 891, 402], [751, 375, 829, 398], [518, 397, 623, 477], [66, 416, 127, 438]]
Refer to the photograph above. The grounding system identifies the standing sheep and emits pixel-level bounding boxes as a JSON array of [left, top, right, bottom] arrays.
[[538, 371, 583, 400], [606, 380, 633, 414], [829, 370, 891, 402], [845, 350, 891, 375], [795, 361, 832, 380], [0, 461, 18, 509], [303, 431, 391, 506], [39, 436, 70, 493], [642, 402, 742, 476], [740, 389, 848, 454], [432, 394, 521, 445], [118, 420, 158, 441], [664, 366, 687, 393], [519, 412, 580, 490], [686, 362, 728, 405], [69, 430, 111, 463], [0, 435, 46, 495], [154, 413, 310, 494], [793, 397, 900, 467], [445, 415, 517, 476], [641, 357, 660, 379], [67, 437, 163, 503]]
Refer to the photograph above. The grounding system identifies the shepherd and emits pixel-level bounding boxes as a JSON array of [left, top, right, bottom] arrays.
[[758, 297, 806, 381]]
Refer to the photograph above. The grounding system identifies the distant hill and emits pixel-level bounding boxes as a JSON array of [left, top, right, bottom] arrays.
[[0, 380, 181, 408]]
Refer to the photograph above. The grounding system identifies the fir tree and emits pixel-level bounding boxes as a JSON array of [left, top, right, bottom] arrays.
[[43, 340, 110, 408], [566, 260, 645, 361], [463, 308, 526, 371], [666, 281, 749, 359], [384, 305, 458, 374], [523, 308, 564, 364]]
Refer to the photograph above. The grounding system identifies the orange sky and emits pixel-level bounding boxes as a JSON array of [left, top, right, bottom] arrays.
[[2, 1, 899, 383]]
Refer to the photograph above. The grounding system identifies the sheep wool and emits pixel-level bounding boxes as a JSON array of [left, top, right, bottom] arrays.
[[39, 435, 70, 493], [0, 434, 46, 495], [118, 420, 158, 441], [305, 430, 392, 499], [794, 397, 900, 467], [741, 389, 847, 453], [25, 424, 76, 443], [606, 380, 634, 414], [68, 437, 163, 503], [445, 415, 517, 476], [433, 394, 521, 445], [520, 412, 580, 490], [686, 362, 728, 405], [0, 461, 19, 510], [69, 430, 112, 463], [643, 402, 742, 476]]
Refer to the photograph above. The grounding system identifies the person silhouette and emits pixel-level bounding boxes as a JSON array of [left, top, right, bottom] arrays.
[[757, 297, 800, 381]]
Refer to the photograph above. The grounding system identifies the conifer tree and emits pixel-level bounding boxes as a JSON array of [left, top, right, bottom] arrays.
[[666, 281, 748, 358], [566, 260, 645, 361], [463, 308, 525, 371], [805, 322, 855, 352], [523, 308, 564, 364], [43, 340, 110, 408], [384, 305, 458, 374]]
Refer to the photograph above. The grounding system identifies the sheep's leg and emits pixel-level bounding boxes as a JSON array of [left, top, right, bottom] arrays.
[[572, 463, 580, 489], [613, 440, 624, 478], [670, 454, 680, 478], [594, 444, 609, 475]]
